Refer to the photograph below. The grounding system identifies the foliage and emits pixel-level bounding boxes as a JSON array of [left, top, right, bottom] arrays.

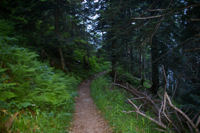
[[115, 67, 141, 86], [91, 75, 162, 133], [0, 0, 98, 73], [70, 50, 111, 79], [95, 0, 200, 119], [0, 43, 79, 132], [0, 0, 199, 132]]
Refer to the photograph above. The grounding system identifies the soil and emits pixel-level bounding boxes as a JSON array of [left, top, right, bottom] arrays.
[[69, 79, 112, 133]]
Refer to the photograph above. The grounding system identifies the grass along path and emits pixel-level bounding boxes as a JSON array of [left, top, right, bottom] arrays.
[[91, 76, 162, 133], [69, 79, 112, 133]]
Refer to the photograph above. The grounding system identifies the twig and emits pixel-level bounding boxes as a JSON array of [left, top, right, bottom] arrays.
[[147, 9, 167, 12], [196, 115, 200, 127], [190, 18, 200, 22], [133, 4, 200, 20], [162, 66, 172, 123], [133, 15, 164, 20], [130, 97, 145, 100], [165, 93, 200, 133], [158, 101, 164, 122], [154, 128, 167, 132], [174, 111, 185, 130], [152, 34, 199, 64], [113, 83, 160, 114], [162, 66, 183, 133], [186, 122, 194, 133], [127, 99, 167, 129], [184, 48, 200, 52], [192, 112, 200, 122]]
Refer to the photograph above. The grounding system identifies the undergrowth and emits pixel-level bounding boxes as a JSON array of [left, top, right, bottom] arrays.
[[115, 67, 152, 90], [91, 76, 162, 133], [70, 56, 111, 80], [0, 43, 79, 133]]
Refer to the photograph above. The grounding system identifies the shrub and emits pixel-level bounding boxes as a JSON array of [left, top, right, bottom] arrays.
[[0, 43, 79, 132]]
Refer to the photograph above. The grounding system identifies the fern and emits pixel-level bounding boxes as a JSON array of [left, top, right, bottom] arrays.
[[0, 42, 80, 132]]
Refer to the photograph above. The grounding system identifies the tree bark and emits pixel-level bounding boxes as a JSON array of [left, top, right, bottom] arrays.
[[54, 0, 59, 36], [151, 37, 159, 94], [130, 45, 134, 74], [58, 47, 66, 71], [139, 48, 142, 79], [111, 40, 117, 78], [54, 0, 66, 71], [141, 50, 145, 86]]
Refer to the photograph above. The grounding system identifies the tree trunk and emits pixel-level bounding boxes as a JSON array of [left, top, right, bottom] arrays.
[[151, 37, 159, 94], [139, 48, 142, 79], [54, 0, 59, 36], [58, 47, 66, 71], [130, 45, 134, 74], [141, 49, 145, 86], [54, 0, 67, 72], [111, 40, 117, 78]]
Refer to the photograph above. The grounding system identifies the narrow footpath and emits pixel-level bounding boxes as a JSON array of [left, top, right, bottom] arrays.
[[70, 79, 112, 133]]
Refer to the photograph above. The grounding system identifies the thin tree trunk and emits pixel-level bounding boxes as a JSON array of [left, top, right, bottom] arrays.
[[130, 45, 134, 74], [139, 48, 142, 79], [58, 47, 66, 71], [151, 37, 159, 94], [54, 0, 66, 71], [54, 0, 59, 36], [141, 50, 145, 86], [111, 40, 117, 78]]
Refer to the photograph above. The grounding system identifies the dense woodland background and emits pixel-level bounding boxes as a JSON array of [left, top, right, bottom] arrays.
[[0, 0, 200, 132]]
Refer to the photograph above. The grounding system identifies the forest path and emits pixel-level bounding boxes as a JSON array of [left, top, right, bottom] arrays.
[[69, 76, 112, 133]]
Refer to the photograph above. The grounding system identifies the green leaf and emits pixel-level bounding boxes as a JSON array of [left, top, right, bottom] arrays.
[[0, 91, 16, 101]]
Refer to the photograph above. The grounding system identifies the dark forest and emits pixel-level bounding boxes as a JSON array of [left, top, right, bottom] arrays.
[[0, 0, 200, 132]]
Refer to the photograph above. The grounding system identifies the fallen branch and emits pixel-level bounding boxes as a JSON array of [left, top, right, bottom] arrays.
[[165, 93, 200, 133], [113, 83, 159, 113], [196, 115, 200, 127], [5, 112, 20, 132], [127, 99, 167, 129], [113, 79, 199, 132]]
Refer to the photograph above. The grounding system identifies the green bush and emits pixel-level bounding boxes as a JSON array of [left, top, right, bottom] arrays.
[[116, 67, 140, 86], [89, 56, 111, 72], [70, 54, 111, 80], [91, 76, 162, 133], [0, 43, 79, 132]]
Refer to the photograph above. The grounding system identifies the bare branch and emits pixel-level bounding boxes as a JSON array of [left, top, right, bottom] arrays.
[[174, 111, 185, 129], [113, 83, 160, 113], [154, 128, 167, 132], [196, 115, 200, 127], [152, 36, 199, 64], [191, 18, 200, 22], [133, 15, 164, 20], [127, 99, 167, 129], [186, 122, 194, 133], [130, 97, 145, 100], [184, 48, 200, 52], [147, 9, 167, 12], [158, 101, 164, 122], [165, 93, 200, 133], [133, 4, 200, 20]]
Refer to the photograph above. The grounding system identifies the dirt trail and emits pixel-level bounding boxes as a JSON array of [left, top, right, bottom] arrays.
[[69, 79, 112, 133]]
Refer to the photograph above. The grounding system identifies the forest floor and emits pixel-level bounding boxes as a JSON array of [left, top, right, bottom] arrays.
[[69, 79, 112, 133]]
